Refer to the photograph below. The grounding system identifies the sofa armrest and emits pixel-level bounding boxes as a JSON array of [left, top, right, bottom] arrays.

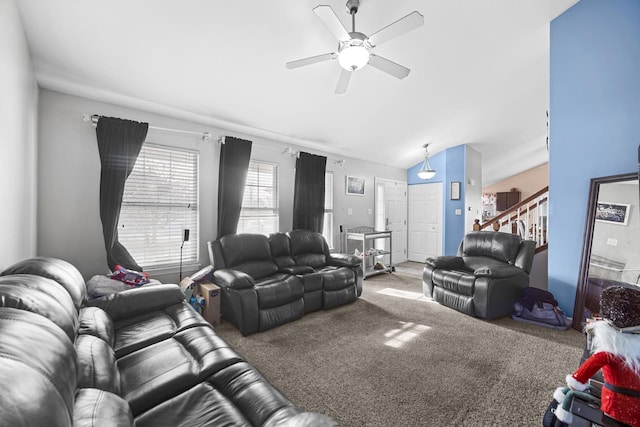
[[425, 256, 466, 270], [279, 265, 315, 275], [327, 253, 361, 268], [212, 269, 255, 290], [87, 284, 185, 321], [473, 265, 525, 278]]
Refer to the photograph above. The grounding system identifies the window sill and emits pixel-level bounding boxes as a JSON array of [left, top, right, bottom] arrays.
[[145, 262, 201, 278]]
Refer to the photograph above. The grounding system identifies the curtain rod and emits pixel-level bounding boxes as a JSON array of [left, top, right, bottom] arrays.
[[280, 147, 345, 166], [82, 113, 344, 164], [82, 114, 215, 143]]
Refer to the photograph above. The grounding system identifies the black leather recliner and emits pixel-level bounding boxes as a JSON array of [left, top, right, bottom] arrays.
[[422, 231, 536, 319]]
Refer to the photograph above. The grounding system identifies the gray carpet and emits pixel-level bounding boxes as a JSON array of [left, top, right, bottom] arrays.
[[215, 272, 584, 426]]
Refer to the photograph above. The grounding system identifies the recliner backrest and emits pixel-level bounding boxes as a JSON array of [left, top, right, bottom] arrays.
[[216, 233, 278, 279], [459, 231, 521, 264], [1, 257, 87, 310], [287, 229, 329, 268], [269, 232, 295, 269]]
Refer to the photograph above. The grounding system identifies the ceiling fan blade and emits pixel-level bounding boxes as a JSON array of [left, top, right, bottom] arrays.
[[367, 11, 424, 47], [313, 5, 350, 41], [335, 68, 352, 94], [286, 52, 336, 69], [368, 54, 410, 79]]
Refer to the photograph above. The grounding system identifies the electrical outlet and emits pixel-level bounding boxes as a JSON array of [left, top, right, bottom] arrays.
[[455, 209, 462, 215], [348, 208, 353, 215], [606, 238, 618, 246]]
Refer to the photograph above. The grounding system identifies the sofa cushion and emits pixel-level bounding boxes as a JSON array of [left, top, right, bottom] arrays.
[[118, 338, 200, 415], [255, 274, 304, 309], [0, 308, 77, 427], [174, 325, 244, 379], [258, 299, 305, 331], [269, 232, 296, 269], [133, 382, 252, 427], [461, 256, 510, 273], [73, 388, 134, 427], [461, 231, 521, 264], [1, 256, 86, 310], [316, 267, 355, 291], [78, 306, 115, 347], [219, 234, 279, 279], [288, 230, 327, 268], [75, 334, 121, 394], [208, 361, 301, 426], [432, 269, 475, 296], [0, 274, 78, 341], [112, 302, 207, 358]]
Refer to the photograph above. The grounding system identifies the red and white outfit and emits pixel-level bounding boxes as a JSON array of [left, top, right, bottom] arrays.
[[566, 320, 640, 427], [567, 351, 640, 427]]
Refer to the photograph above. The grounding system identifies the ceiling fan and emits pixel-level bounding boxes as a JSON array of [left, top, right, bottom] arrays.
[[285, 0, 424, 94]]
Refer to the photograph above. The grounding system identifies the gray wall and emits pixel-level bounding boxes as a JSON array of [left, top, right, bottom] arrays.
[[0, 0, 39, 269], [37, 89, 405, 282]]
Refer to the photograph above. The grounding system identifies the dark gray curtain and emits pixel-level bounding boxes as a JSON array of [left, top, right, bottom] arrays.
[[96, 116, 149, 271], [217, 137, 252, 238], [293, 152, 327, 233]]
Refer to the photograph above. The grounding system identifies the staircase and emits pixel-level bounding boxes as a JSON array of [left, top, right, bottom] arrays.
[[478, 186, 549, 251]]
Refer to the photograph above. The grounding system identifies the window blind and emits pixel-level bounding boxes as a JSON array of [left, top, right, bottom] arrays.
[[238, 161, 279, 235], [118, 144, 199, 270]]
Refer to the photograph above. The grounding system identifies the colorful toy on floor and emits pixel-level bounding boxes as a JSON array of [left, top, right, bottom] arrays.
[[554, 286, 640, 427]]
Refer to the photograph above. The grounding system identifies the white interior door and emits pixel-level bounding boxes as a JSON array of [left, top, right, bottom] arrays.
[[408, 182, 443, 261], [374, 178, 407, 264]]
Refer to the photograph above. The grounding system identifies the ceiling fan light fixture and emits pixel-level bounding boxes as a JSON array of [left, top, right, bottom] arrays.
[[338, 45, 370, 70], [338, 33, 370, 71], [417, 144, 436, 180]]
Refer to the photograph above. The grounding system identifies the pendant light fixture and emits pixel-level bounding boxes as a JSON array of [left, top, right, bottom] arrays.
[[417, 143, 436, 180]]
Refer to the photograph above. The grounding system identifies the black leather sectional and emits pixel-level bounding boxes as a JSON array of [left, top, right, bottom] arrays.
[[209, 229, 363, 335], [0, 257, 337, 426]]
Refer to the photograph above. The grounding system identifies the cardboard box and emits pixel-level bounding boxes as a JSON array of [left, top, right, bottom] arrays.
[[198, 282, 221, 326]]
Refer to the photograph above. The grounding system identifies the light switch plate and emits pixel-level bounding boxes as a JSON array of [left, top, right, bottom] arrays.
[[455, 209, 462, 215]]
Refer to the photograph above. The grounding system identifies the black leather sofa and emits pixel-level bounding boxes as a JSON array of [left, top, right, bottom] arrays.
[[0, 257, 337, 427], [422, 231, 536, 319], [208, 229, 363, 335]]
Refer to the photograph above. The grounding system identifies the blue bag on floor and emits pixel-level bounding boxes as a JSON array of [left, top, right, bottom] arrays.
[[512, 287, 570, 330]]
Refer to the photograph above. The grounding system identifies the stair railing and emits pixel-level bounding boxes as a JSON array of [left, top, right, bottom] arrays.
[[479, 186, 549, 249]]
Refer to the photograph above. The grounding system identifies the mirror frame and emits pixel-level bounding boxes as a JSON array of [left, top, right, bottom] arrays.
[[572, 171, 638, 331]]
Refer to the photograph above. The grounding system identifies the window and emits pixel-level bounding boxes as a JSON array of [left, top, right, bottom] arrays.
[[323, 171, 334, 248], [238, 161, 279, 235], [118, 144, 198, 270]]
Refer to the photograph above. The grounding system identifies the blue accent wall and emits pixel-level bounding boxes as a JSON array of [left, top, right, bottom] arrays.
[[445, 145, 466, 254], [407, 145, 467, 255], [549, 0, 640, 316]]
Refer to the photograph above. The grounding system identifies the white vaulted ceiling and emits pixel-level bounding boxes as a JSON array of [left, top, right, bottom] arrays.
[[16, 0, 578, 184]]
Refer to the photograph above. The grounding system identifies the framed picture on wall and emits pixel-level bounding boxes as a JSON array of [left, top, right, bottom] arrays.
[[595, 202, 630, 225], [450, 181, 461, 200], [346, 176, 365, 196]]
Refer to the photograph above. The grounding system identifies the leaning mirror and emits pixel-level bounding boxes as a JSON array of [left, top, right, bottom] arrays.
[[572, 172, 640, 331]]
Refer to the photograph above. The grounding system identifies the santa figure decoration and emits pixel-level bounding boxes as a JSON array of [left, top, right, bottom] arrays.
[[554, 285, 640, 427]]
